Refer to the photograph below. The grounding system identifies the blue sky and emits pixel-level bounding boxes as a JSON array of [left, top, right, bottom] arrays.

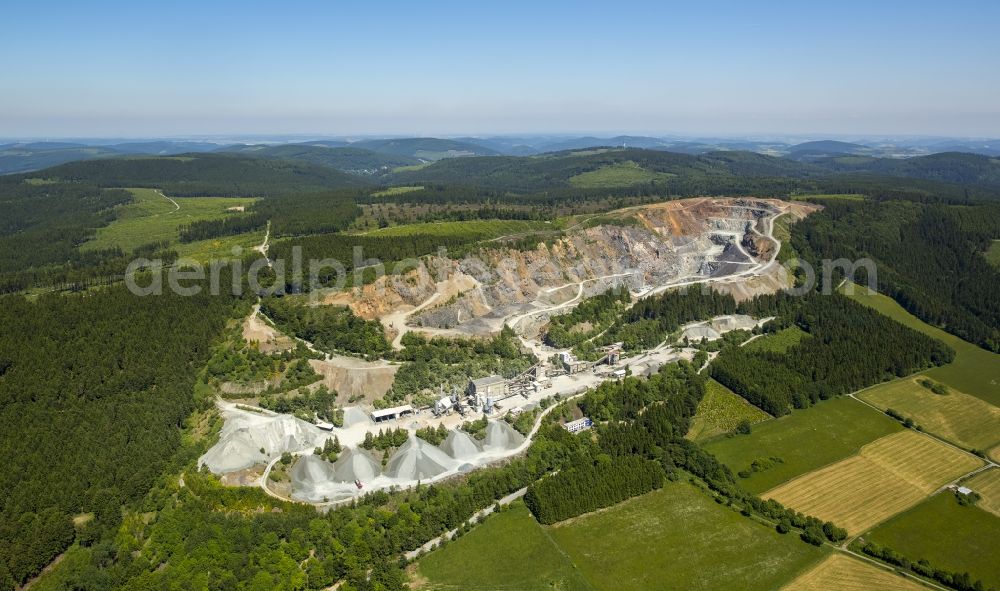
[[2, 0, 999, 137]]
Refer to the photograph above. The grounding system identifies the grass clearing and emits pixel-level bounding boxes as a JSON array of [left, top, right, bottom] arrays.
[[793, 193, 867, 201], [84, 188, 258, 255], [703, 396, 902, 494], [743, 326, 808, 353], [548, 482, 828, 591], [766, 431, 983, 535], [985, 240, 1000, 269], [568, 161, 675, 188], [840, 283, 1000, 406], [858, 376, 1000, 453], [415, 484, 827, 591], [171, 232, 264, 262], [687, 379, 770, 442], [781, 553, 928, 591], [865, 492, 1000, 589], [413, 501, 592, 590], [370, 185, 424, 197], [964, 468, 1000, 518], [363, 218, 556, 239]]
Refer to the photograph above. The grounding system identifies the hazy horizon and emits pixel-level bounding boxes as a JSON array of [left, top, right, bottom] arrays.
[[3, 0, 1000, 137]]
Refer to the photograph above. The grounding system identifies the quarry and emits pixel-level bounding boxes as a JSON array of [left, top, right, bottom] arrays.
[[199, 197, 816, 506]]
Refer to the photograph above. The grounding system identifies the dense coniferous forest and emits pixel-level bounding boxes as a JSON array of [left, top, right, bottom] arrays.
[[524, 457, 665, 523], [0, 285, 246, 589], [792, 199, 1000, 351], [710, 294, 954, 415], [0, 179, 132, 292]]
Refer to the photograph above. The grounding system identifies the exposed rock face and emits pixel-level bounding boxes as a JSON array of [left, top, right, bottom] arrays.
[[324, 198, 818, 336]]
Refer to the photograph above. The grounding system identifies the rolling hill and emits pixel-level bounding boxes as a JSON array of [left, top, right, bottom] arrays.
[[219, 143, 420, 173], [350, 137, 501, 160], [26, 153, 370, 196]]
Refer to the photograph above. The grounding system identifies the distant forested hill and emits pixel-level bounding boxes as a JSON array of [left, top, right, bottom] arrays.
[[220, 144, 420, 173], [351, 137, 500, 159], [389, 147, 1000, 198], [813, 152, 1000, 190], [27, 153, 369, 196], [0, 143, 123, 175]]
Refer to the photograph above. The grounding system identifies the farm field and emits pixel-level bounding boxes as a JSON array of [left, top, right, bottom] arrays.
[[703, 396, 902, 494], [841, 283, 1000, 406], [412, 502, 592, 591], [865, 492, 1000, 590], [964, 468, 1000, 518], [83, 187, 259, 256], [857, 376, 1000, 453], [743, 326, 808, 353], [548, 483, 828, 591], [686, 379, 770, 442], [781, 553, 928, 591], [568, 161, 675, 188], [413, 484, 826, 591], [765, 431, 983, 535]]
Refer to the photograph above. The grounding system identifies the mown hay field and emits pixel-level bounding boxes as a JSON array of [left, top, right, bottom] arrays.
[[858, 376, 1000, 453], [686, 379, 770, 442], [781, 553, 928, 591], [964, 468, 1000, 518], [766, 431, 983, 535]]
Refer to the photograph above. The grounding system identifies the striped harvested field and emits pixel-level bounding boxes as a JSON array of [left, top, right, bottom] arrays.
[[782, 554, 928, 591], [858, 377, 1000, 452], [766, 431, 983, 535], [964, 468, 1000, 518]]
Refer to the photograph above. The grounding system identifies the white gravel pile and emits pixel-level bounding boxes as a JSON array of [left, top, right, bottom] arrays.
[[199, 408, 323, 474], [385, 436, 453, 480], [439, 429, 483, 460], [482, 420, 526, 452]]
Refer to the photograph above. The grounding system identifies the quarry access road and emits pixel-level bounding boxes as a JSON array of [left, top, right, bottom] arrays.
[[255, 221, 271, 266], [154, 189, 180, 215]]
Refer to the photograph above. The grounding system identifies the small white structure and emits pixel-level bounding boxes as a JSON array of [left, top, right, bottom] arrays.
[[564, 417, 593, 433], [434, 396, 454, 415], [612, 368, 627, 380], [371, 404, 414, 423], [957, 486, 974, 496], [315, 421, 335, 431]]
